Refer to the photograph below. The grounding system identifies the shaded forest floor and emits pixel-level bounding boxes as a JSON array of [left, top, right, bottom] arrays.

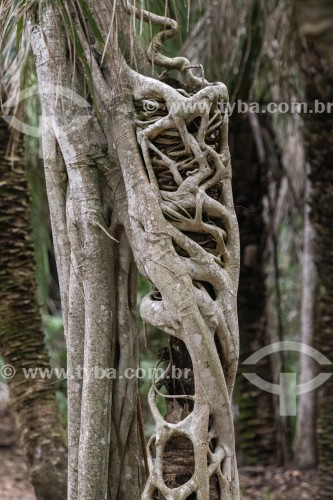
[[240, 466, 316, 499], [0, 387, 317, 500], [0, 447, 317, 499]]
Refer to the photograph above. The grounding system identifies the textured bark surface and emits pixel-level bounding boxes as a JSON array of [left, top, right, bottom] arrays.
[[295, 1, 333, 494], [27, 1, 241, 498], [28, 4, 146, 499], [29, 7, 143, 497], [0, 121, 67, 499], [115, 74, 240, 498]]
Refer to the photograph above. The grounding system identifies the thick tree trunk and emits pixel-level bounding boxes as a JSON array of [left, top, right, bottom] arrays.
[[295, 0, 333, 494], [115, 82, 240, 499], [28, 1, 241, 497], [0, 121, 67, 499], [29, 5, 144, 499]]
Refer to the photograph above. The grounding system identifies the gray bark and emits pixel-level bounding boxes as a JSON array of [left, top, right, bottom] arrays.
[[28, 1, 241, 498], [294, 172, 318, 468]]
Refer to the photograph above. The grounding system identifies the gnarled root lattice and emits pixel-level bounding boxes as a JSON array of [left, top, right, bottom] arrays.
[[26, 0, 240, 498], [120, 3, 240, 498], [113, 1, 239, 500]]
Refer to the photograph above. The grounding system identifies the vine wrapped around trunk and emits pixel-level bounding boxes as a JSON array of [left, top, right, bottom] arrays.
[[117, 3, 241, 498], [24, 1, 241, 498]]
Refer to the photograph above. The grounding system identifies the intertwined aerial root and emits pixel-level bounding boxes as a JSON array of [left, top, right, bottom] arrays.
[[131, 72, 239, 499], [120, 3, 241, 498]]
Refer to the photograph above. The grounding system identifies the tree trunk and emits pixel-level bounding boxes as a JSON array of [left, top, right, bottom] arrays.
[[0, 120, 67, 499], [27, 1, 241, 497], [295, 0, 333, 494], [294, 173, 318, 468]]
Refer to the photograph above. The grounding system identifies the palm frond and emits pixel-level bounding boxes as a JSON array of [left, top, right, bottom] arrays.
[[0, 0, 36, 104], [0, 0, 108, 112]]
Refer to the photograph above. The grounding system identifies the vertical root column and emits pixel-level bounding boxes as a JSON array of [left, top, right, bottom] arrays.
[[134, 78, 239, 499], [140, 291, 237, 499]]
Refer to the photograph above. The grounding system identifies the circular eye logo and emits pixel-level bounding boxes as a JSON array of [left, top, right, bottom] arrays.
[[242, 341, 332, 416]]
